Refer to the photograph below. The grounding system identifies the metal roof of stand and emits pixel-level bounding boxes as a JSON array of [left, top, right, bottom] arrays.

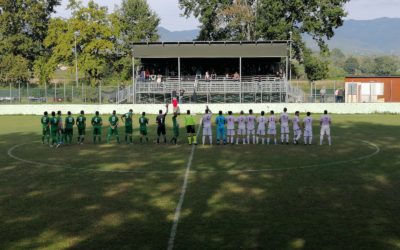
[[132, 41, 289, 58]]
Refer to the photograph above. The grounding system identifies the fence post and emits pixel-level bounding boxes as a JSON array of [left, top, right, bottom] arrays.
[[333, 81, 336, 103], [99, 82, 102, 105], [63, 82, 66, 103], [81, 82, 84, 102], [18, 82, 21, 102], [9, 82, 12, 104], [54, 83, 57, 102], [72, 85, 74, 103], [27, 82, 30, 104]]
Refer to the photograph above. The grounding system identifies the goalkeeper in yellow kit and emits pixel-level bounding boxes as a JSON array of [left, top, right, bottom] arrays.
[[185, 110, 197, 145]]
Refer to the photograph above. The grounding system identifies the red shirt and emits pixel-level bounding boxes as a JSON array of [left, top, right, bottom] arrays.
[[172, 99, 178, 107]]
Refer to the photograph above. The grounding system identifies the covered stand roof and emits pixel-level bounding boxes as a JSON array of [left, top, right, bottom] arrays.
[[132, 41, 288, 58]]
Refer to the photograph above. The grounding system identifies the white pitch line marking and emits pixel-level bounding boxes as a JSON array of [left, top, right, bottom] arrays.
[[7, 140, 380, 174], [167, 123, 202, 250], [7, 143, 183, 174]]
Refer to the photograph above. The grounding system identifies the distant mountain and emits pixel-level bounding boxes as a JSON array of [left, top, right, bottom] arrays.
[[158, 18, 400, 55], [157, 27, 199, 42], [306, 18, 400, 55]]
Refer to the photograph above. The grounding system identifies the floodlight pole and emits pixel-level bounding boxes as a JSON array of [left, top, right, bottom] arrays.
[[178, 57, 181, 91], [285, 56, 289, 103], [74, 31, 80, 88], [289, 31, 293, 83], [239, 57, 242, 103]]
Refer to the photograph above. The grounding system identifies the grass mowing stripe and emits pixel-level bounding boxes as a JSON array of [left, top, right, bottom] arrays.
[[7, 142, 185, 174], [189, 140, 381, 173], [167, 123, 201, 250]]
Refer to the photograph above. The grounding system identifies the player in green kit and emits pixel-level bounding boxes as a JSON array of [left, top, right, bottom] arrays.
[[64, 111, 75, 144], [107, 110, 120, 144], [56, 111, 64, 147], [49, 111, 58, 147], [170, 112, 180, 145], [91, 111, 103, 144], [76, 110, 86, 144], [185, 110, 197, 145], [139, 112, 149, 143], [121, 109, 133, 144], [41, 111, 50, 145]]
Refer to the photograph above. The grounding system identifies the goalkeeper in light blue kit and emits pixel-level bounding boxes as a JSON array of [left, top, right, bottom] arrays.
[[215, 110, 227, 145]]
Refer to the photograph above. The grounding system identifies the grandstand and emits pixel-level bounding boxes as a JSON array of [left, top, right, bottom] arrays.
[[118, 41, 304, 104]]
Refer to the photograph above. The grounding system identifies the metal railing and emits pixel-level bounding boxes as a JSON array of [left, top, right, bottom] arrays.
[[131, 75, 304, 104]]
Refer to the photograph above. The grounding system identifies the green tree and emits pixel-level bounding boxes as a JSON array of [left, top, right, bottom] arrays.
[[344, 57, 360, 75], [0, 54, 31, 84], [180, 0, 348, 53], [45, 1, 116, 86], [303, 50, 329, 82], [0, 0, 61, 84], [111, 0, 160, 81], [330, 48, 346, 66], [373, 56, 397, 76], [116, 0, 160, 46], [360, 57, 374, 75], [179, 0, 348, 81]]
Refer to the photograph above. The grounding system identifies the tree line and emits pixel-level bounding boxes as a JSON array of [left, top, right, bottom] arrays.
[[1, 0, 362, 87], [0, 0, 159, 87]]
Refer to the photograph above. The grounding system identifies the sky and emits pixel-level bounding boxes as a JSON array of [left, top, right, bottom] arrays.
[[54, 0, 400, 31]]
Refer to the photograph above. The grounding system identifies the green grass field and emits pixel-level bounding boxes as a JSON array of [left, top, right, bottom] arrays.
[[0, 114, 399, 250]]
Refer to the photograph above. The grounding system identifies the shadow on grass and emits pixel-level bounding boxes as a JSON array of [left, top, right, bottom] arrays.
[[0, 124, 193, 250], [174, 121, 400, 250], [0, 117, 399, 249]]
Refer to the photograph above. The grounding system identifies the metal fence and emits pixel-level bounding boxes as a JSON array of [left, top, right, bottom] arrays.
[[0, 79, 384, 105], [0, 83, 125, 104]]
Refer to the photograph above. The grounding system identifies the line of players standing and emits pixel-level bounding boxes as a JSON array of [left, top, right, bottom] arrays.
[[200, 107, 332, 146], [39, 106, 332, 147]]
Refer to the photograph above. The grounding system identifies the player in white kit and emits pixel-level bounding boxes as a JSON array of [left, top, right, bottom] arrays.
[[202, 105, 213, 145], [320, 110, 332, 146], [279, 107, 290, 144], [303, 112, 313, 145], [256, 111, 267, 144], [226, 111, 236, 144], [236, 111, 247, 144], [246, 109, 256, 144], [292, 111, 302, 145], [267, 110, 277, 145]]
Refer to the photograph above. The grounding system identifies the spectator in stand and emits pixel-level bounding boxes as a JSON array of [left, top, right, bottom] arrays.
[[156, 74, 162, 84], [145, 69, 150, 79], [338, 88, 344, 103], [196, 68, 202, 79], [172, 97, 180, 114], [205, 71, 211, 82], [233, 71, 240, 81], [211, 69, 217, 79], [320, 87, 326, 103], [335, 89, 339, 103], [179, 89, 185, 104], [140, 69, 145, 81]]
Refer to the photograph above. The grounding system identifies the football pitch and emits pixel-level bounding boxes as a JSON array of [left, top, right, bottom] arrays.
[[0, 114, 399, 250]]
